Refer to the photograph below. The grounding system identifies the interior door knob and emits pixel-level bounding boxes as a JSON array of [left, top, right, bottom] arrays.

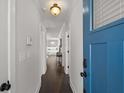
[[80, 72, 87, 78], [0, 81, 11, 92], [5, 81, 11, 91]]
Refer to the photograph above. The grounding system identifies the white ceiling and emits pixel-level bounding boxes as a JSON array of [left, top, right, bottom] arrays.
[[37, 0, 77, 38]]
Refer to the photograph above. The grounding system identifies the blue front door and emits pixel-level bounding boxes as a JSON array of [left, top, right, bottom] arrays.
[[83, 0, 124, 93]]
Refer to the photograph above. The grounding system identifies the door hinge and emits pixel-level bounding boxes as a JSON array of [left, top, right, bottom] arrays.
[[67, 35, 69, 38]]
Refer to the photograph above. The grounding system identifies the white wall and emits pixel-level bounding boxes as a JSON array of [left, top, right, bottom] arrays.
[[0, 0, 9, 88], [16, 0, 42, 93], [40, 29, 47, 75], [69, 0, 83, 93]]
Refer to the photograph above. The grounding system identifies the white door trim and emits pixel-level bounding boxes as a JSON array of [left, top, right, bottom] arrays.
[[8, 0, 16, 93], [65, 32, 69, 74]]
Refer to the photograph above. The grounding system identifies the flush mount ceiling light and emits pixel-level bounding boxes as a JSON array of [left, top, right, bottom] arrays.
[[50, 3, 61, 16]]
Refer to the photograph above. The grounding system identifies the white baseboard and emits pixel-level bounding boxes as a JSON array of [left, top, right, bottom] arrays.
[[70, 79, 76, 93], [35, 79, 41, 93]]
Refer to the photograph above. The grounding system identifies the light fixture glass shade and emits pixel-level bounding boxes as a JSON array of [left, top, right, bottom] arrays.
[[50, 4, 61, 16]]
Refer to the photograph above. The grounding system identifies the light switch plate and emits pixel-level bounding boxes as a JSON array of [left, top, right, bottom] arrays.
[[26, 36, 32, 46]]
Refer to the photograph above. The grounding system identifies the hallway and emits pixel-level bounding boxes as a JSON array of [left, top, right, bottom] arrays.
[[39, 56, 73, 93], [1, 0, 124, 93]]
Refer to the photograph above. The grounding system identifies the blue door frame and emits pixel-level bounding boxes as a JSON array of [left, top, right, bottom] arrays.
[[83, 0, 124, 93]]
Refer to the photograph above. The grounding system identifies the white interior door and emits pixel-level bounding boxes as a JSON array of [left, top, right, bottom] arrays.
[[0, 0, 11, 92], [65, 32, 69, 74]]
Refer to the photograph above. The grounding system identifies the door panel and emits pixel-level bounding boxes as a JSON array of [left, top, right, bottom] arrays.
[[0, 0, 9, 92], [90, 43, 107, 93], [83, 0, 124, 93], [107, 42, 123, 93]]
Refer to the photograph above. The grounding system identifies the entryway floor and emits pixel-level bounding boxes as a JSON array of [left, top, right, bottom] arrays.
[[39, 55, 73, 93]]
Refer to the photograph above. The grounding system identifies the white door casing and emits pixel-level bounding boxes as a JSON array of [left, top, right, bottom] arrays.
[[0, 0, 16, 93], [65, 32, 70, 74]]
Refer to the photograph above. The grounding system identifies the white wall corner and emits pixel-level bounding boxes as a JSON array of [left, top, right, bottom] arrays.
[[42, 62, 47, 75], [35, 79, 41, 93]]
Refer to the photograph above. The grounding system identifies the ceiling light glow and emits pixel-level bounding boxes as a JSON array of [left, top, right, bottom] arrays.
[[50, 4, 61, 16]]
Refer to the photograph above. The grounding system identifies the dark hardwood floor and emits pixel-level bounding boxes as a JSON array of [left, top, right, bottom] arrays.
[[39, 55, 73, 93]]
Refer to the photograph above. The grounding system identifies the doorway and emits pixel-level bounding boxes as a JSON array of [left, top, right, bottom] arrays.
[[39, 37, 73, 93]]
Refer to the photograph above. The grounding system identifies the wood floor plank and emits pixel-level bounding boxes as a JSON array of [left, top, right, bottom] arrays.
[[39, 56, 73, 93]]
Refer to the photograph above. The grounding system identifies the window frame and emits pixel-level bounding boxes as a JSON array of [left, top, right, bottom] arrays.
[[90, 0, 124, 32]]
